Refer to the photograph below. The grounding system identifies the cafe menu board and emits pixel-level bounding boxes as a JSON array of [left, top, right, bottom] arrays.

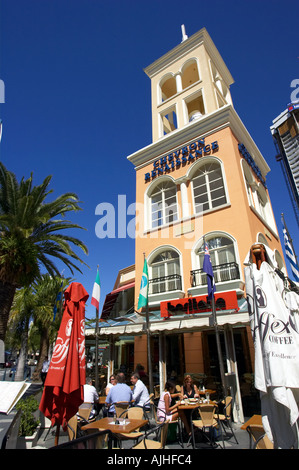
[[0, 381, 30, 414]]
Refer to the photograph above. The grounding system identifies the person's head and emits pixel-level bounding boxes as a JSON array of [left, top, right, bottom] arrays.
[[165, 380, 176, 393], [86, 377, 92, 385], [116, 372, 126, 383], [183, 375, 194, 388], [130, 372, 139, 385], [109, 375, 116, 384]]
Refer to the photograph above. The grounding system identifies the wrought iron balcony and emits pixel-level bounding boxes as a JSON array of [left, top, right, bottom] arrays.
[[190, 262, 240, 287], [149, 274, 182, 295]]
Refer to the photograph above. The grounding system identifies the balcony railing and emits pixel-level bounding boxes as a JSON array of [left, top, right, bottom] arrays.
[[190, 262, 240, 287], [149, 274, 182, 295]]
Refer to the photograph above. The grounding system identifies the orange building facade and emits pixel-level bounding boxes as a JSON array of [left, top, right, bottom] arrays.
[[125, 28, 286, 421]]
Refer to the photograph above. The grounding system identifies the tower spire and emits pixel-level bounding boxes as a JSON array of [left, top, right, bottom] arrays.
[[181, 24, 188, 42]]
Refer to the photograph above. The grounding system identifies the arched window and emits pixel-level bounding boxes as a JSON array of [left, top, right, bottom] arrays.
[[149, 249, 181, 294], [192, 235, 240, 286], [191, 161, 227, 213], [149, 179, 178, 228], [160, 74, 177, 103], [242, 160, 276, 232], [181, 59, 200, 89]]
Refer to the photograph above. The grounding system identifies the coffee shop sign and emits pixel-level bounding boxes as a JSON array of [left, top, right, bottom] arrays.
[[144, 139, 219, 182]]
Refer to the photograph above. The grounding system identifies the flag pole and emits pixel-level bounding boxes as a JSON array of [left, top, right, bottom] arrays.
[[144, 254, 154, 395], [94, 265, 99, 391], [282, 212, 299, 268], [212, 295, 227, 398], [203, 239, 226, 398]]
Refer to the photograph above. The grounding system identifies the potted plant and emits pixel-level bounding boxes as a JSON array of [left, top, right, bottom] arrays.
[[16, 395, 40, 449]]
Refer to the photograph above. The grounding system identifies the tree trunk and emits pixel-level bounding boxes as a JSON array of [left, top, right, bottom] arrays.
[[15, 326, 28, 381], [31, 327, 49, 383], [0, 281, 16, 342]]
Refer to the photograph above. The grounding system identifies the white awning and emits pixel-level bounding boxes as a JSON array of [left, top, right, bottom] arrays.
[[94, 311, 250, 337]]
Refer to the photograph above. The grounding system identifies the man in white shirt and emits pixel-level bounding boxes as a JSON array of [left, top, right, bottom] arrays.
[[83, 377, 99, 417], [130, 372, 150, 409]]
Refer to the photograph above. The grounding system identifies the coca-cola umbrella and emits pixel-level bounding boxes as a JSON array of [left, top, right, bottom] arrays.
[[39, 282, 88, 444]]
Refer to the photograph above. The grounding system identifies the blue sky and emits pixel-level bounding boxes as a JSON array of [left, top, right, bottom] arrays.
[[0, 0, 298, 320]]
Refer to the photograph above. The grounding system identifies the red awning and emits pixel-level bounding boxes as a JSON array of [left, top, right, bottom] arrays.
[[101, 282, 135, 320], [111, 281, 135, 294]]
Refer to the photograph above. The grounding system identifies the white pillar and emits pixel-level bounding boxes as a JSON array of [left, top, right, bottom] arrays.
[[177, 177, 190, 219], [175, 73, 183, 93]]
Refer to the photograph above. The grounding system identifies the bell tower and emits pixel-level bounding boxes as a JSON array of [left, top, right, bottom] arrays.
[[144, 27, 234, 143]]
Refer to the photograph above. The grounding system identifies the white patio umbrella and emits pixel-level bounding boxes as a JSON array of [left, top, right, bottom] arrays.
[[244, 243, 299, 449]]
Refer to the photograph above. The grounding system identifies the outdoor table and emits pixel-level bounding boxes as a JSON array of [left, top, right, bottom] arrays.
[[197, 389, 216, 396], [99, 396, 106, 404], [178, 399, 217, 410], [81, 417, 148, 434], [240, 414, 262, 430]]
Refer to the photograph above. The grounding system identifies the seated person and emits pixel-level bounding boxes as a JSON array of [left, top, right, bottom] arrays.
[[157, 381, 191, 434], [83, 377, 99, 418], [181, 375, 200, 399], [157, 381, 179, 422], [105, 374, 116, 395], [105, 372, 132, 417], [130, 372, 150, 409]]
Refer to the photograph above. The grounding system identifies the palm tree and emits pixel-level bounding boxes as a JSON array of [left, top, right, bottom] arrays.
[[0, 162, 88, 342], [31, 275, 71, 383], [8, 286, 35, 381]]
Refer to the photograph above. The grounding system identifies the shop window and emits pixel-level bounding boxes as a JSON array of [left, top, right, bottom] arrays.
[[149, 179, 178, 228], [191, 160, 227, 214], [149, 249, 181, 294]]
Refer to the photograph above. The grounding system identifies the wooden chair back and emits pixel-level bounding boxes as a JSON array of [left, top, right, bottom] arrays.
[[114, 401, 130, 417], [255, 433, 274, 449], [67, 415, 78, 440], [78, 402, 93, 421], [198, 404, 217, 427]]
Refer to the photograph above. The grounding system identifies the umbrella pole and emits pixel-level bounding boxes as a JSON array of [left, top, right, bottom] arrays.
[[54, 423, 60, 446], [212, 296, 226, 397]]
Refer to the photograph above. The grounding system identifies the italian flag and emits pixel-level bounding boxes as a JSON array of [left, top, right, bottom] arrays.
[[91, 269, 101, 311]]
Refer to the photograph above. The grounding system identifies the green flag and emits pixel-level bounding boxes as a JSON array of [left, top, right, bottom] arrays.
[[138, 259, 149, 309]]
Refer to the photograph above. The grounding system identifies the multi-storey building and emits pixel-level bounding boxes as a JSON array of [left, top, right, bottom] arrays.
[[96, 27, 286, 421], [271, 102, 299, 227]]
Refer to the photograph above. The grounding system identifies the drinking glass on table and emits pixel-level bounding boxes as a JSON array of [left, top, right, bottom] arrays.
[[206, 392, 210, 403]]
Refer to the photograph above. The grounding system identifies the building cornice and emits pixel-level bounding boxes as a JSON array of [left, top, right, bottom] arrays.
[[127, 105, 270, 177], [144, 28, 234, 87]]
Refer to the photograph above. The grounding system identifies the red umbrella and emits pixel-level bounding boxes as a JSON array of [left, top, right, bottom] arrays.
[[39, 282, 88, 443]]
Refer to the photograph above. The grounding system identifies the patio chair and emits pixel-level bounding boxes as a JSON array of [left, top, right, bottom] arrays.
[[218, 396, 238, 444], [67, 415, 78, 441], [115, 406, 146, 447], [114, 401, 130, 417], [132, 421, 169, 449], [253, 432, 274, 449], [77, 402, 96, 422], [51, 430, 113, 449], [191, 403, 224, 449], [246, 424, 268, 449], [152, 402, 183, 446]]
